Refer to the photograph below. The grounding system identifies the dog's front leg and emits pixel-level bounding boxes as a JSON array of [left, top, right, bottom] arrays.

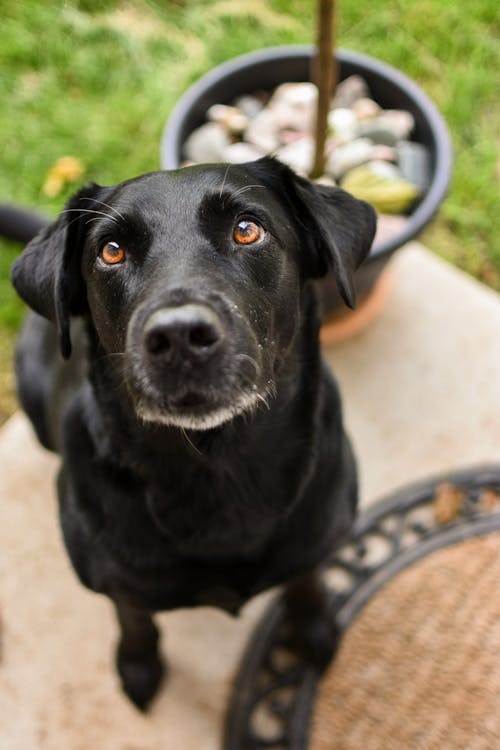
[[283, 570, 341, 672], [113, 597, 166, 711]]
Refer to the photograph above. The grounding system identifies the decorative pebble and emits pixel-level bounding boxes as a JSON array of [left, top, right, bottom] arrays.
[[341, 164, 420, 214], [327, 108, 358, 144], [356, 118, 399, 147], [370, 145, 397, 162], [382, 110, 415, 139], [314, 175, 337, 187], [367, 160, 403, 181], [244, 109, 280, 152], [232, 94, 265, 120], [280, 129, 309, 145], [276, 137, 315, 176], [207, 104, 249, 135], [396, 140, 432, 191], [223, 142, 265, 164], [332, 74, 370, 109], [352, 97, 382, 120], [269, 82, 318, 132], [357, 110, 415, 144], [183, 122, 231, 163], [326, 138, 374, 180]]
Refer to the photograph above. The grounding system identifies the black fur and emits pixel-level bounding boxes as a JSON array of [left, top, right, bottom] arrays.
[[11, 157, 376, 709]]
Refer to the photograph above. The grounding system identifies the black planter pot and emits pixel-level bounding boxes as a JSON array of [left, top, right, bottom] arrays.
[[161, 46, 452, 314]]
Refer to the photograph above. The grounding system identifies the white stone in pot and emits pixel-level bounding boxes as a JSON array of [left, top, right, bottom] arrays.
[[332, 75, 370, 109], [356, 110, 414, 145], [244, 109, 281, 153], [207, 104, 249, 135], [268, 82, 318, 133], [183, 122, 231, 163], [367, 160, 404, 180], [356, 118, 399, 146], [232, 95, 265, 120], [223, 142, 265, 164], [275, 137, 315, 176], [352, 97, 382, 120], [325, 138, 374, 180], [314, 175, 337, 187], [327, 108, 358, 144], [280, 129, 310, 145], [370, 145, 397, 162], [381, 110, 415, 140]]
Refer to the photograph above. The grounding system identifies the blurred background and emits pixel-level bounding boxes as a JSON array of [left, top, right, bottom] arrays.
[[1, 0, 499, 423]]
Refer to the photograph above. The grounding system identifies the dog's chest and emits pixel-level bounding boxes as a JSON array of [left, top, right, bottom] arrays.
[[70, 405, 313, 607], [143, 470, 278, 559], [89, 468, 282, 612]]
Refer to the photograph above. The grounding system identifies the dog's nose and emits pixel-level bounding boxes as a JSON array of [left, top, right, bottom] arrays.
[[143, 305, 224, 362]]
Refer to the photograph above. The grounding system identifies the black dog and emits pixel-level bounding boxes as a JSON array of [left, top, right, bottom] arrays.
[[11, 157, 375, 710]]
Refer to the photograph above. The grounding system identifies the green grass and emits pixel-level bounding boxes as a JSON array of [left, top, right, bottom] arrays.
[[0, 0, 499, 418]]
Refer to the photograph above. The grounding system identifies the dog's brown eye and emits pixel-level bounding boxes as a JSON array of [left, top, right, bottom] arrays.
[[233, 219, 265, 246], [101, 241, 125, 265]]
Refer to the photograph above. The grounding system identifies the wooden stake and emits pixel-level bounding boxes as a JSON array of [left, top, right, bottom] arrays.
[[310, 0, 339, 179]]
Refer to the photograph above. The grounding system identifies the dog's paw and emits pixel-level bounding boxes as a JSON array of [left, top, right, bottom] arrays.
[[286, 611, 342, 673], [117, 647, 166, 711], [299, 613, 342, 671]]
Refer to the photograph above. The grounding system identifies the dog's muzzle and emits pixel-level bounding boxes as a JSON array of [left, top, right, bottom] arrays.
[[143, 304, 225, 367], [126, 300, 268, 430]]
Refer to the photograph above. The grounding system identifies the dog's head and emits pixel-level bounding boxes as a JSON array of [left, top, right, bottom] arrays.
[[12, 158, 375, 430]]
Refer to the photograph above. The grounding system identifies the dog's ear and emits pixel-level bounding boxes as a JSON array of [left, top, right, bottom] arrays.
[[245, 157, 377, 308], [288, 175, 377, 307], [11, 183, 105, 358]]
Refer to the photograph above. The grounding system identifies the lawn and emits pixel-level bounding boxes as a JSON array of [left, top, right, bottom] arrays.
[[1, 0, 499, 421]]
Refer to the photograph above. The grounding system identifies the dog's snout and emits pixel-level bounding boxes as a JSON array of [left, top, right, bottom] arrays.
[[143, 305, 224, 362]]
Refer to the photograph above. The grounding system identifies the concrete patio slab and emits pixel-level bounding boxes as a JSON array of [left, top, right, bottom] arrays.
[[1, 243, 499, 749], [326, 243, 500, 506]]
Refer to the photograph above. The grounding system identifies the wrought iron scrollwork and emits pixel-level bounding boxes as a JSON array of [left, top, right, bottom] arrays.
[[224, 465, 500, 750]]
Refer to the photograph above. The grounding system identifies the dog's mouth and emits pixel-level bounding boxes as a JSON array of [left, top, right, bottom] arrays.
[[135, 383, 270, 431], [169, 390, 209, 410], [128, 344, 277, 431]]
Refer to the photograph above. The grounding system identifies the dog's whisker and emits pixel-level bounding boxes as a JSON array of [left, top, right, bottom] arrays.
[[62, 212, 100, 232], [255, 389, 273, 411], [180, 427, 204, 456], [61, 208, 119, 233], [85, 216, 107, 226], [235, 374, 276, 414], [79, 197, 125, 222], [228, 184, 268, 201], [219, 164, 232, 201], [233, 353, 261, 379], [61, 207, 119, 223]]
